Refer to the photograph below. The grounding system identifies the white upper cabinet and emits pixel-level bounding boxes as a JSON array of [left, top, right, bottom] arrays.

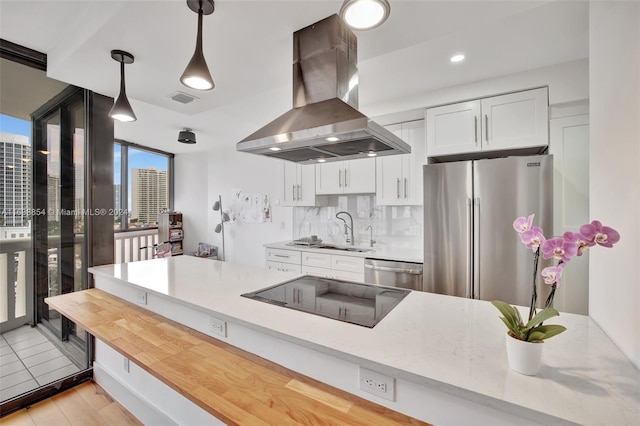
[[315, 158, 376, 194], [376, 120, 426, 205], [426, 88, 549, 157], [282, 162, 316, 206], [425, 101, 481, 156]]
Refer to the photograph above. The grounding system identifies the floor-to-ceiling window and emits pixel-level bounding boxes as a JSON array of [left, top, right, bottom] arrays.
[[0, 39, 110, 416]]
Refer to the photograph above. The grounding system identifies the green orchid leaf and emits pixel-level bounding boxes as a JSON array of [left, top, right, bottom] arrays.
[[528, 325, 567, 341], [525, 307, 560, 329], [491, 300, 522, 330]]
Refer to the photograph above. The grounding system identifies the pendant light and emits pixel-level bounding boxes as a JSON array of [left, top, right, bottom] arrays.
[[339, 0, 391, 31], [180, 0, 215, 91], [108, 50, 137, 122]]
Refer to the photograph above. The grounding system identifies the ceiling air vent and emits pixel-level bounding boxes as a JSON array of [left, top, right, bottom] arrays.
[[169, 91, 198, 104]]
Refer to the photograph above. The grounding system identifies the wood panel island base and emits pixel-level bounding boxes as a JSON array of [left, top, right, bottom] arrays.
[[77, 257, 638, 425], [46, 289, 425, 425]]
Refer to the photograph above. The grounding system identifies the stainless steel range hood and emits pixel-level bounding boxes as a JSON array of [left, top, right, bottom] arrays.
[[236, 14, 410, 164]]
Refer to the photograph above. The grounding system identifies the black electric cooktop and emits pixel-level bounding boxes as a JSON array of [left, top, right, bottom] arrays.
[[241, 276, 410, 328]]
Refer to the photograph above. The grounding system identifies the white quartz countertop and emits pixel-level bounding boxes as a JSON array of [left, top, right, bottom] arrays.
[[265, 241, 423, 263], [89, 256, 639, 426]]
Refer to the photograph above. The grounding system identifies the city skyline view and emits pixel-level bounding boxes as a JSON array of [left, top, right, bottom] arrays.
[[1, 113, 170, 232]]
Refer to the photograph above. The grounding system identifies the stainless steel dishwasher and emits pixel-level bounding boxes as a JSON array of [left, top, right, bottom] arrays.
[[364, 259, 423, 290]]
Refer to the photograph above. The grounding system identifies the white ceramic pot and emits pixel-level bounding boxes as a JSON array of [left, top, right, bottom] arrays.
[[505, 333, 544, 375]]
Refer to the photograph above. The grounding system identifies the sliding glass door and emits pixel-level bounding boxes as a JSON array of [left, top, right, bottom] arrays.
[[32, 87, 86, 343]]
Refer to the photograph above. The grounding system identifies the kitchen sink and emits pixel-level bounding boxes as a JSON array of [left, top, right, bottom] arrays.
[[316, 245, 371, 253]]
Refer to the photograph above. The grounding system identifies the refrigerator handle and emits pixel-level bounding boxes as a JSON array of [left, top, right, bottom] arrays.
[[473, 197, 481, 299], [466, 198, 473, 299]]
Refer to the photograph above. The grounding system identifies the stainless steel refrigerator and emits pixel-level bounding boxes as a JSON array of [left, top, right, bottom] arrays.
[[423, 155, 553, 306]]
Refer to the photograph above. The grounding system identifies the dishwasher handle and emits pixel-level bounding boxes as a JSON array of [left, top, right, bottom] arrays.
[[364, 263, 423, 275]]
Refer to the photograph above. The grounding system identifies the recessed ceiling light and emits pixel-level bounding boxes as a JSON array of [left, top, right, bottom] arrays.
[[317, 158, 327, 163], [450, 54, 465, 63], [367, 151, 377, 157], [269, 147, 281, 151], [326, 137, 340, 142], [340, 0, 391, 31]]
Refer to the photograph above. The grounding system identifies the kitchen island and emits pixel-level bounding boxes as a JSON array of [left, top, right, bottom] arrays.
[[87, 256, 639, 425]]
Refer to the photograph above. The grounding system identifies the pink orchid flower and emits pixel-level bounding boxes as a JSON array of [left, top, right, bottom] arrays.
[[563, 231, 594, 256], [520, 226, 546, 252], [513, 214, 535, 234], [541, 263, 565, 286], [541, 236, 578, 262], [579, 220, 621, 248]]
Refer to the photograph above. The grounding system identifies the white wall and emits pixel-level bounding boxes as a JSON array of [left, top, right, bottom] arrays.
[[174, 145, 293, 267], [174, 153, 210, 255], [588, 1, 640, 369]]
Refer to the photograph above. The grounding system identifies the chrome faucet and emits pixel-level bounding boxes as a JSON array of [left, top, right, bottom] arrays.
[[335, 211, 354, 245], [366, 225, 376, 248]]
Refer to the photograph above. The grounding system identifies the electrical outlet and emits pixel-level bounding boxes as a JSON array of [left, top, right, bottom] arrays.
[[135, 291, 147, 305], [210, 316, 227, 337], [123, 357, 130, 373], [359, 367, 395, 401]]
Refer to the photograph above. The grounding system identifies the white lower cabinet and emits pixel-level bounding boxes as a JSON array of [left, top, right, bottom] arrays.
[[266, 248, 365, 282], [301, 252, 365, 283], [265, 248, 302, 273]]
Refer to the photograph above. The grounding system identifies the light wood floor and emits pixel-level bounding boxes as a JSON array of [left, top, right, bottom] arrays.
[[0, 380, 142, 425]]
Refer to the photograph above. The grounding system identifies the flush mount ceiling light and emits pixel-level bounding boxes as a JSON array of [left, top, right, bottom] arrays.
[[178, 128, 197, 144], [180, 0, 215, 91], [108, 50, 137, 122], [339, 0, 391, 31], [450, 54, 466, 63]]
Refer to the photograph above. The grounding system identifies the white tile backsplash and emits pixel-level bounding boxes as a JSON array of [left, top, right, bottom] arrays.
[[293, 195, 423, 249]]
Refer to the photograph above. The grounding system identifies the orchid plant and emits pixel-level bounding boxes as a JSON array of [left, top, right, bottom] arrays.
[[492, 214, 620, 343]]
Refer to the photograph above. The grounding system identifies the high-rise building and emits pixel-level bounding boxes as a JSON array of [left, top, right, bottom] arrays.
[[130, 167, 168, 224], [1, 133, 31, 227]]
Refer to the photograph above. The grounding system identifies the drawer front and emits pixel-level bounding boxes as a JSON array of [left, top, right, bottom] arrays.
[[280, 263, 301, 273], [302, 265, 332, 278], [330, 255, 365, 273], [266, 260, 282, 271], [331, 269, 365, 283], [301, 252, 331, 268], [265, 248, 301, 265]]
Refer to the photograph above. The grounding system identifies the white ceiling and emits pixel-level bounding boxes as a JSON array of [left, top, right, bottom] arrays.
[[0, 0, 588, 154]]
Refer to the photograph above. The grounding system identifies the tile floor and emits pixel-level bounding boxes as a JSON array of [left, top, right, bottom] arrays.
[[1, 325, 80, 401]]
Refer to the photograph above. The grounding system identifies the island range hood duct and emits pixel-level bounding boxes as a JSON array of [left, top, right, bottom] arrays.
[[236, 14, 410, 164]]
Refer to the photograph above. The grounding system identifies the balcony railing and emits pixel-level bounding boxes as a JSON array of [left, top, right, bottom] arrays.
[[114, 228, 159, 263], [1, 229, 159, 333], [0, 238, 32, 333]]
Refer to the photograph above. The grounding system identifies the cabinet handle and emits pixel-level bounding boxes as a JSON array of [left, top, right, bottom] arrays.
[[338, 169, 342, 187], [474, 116, 478, 145], [485, 114, 489, 143], [404, 178, 408, 198], [274, 254, 288, 258], [397, 178, 401, 199], [344, 169, 349, 187], [297, 184, 301, 201], [292, 185, 296, 201]]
